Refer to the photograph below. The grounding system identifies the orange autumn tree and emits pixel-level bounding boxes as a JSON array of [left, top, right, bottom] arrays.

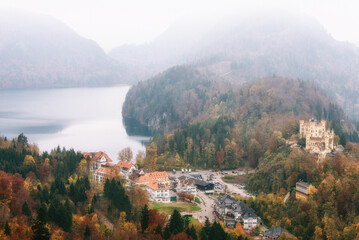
[[234, 223, 245, 237]]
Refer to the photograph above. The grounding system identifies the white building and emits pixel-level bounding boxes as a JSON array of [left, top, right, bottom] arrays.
[[146, 181, 170, 203], [93, 166, 113, 182], [176, 179, 197, 196], [83, 151, 113, 172], [116, 161, 138, 179]]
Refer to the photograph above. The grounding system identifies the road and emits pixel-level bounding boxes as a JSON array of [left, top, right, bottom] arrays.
[[168, 169, 255, 223], [191, 170, 255, 198]]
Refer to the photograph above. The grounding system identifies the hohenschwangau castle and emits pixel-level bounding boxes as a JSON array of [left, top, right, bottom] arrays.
[[300, 119, 334, 159]]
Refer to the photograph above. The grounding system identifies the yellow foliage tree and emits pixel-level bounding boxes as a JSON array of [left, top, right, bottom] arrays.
[[23, 155, 35, 166], [113, 212, 138, 240], [77, 159, 88, 177]]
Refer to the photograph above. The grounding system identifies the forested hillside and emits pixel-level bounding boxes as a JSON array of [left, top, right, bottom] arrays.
[[123, 65, 229, 132], [0, 10, 127, 89], [119, 11, 359, 120], [245, 136, 359, 239], [139, 76, 358, 171], [0, 134, 247, 239]]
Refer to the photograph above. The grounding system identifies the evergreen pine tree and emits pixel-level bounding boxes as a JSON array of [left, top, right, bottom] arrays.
[[84, 225, 91, 239], [169, 209, 184, 235], [4, 221, 11, 236], [22, 201, 32, 217], [155, 224, 162, 236], [88, 205, 94, 214], [209, 222, 226, 240], [31, 204, 51, 240], [84, 176, 90, 190], [189, 226, 197, 240], [104, 179, 110, 198], [47, 204, 57, 223], [140, 204, 150, 233], [184, 216, 190, 229], [200, 218, 211, 240], [63, 198, 73, 232], [164, 224, 171, 240], [41, 186, 50, 203]]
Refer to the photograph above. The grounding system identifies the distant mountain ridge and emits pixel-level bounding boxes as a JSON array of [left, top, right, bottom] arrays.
[[0, 10, 128, 88], [115, 11, 359, 120]]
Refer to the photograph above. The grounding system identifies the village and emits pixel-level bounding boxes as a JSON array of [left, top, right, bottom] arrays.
[[83, 119, 344, 239]]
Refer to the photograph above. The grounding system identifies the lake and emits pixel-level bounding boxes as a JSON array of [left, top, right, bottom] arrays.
[[0, 86, 150, 161]]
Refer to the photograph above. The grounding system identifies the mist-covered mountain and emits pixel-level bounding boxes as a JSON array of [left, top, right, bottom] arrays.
[[0, 10, 127, 88], [115, 11, 359, 119]]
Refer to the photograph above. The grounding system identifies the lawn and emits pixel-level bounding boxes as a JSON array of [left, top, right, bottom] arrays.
[[187, 216, 199, 224], [149, 202, 201, 215], [221, 174, 251, 184]]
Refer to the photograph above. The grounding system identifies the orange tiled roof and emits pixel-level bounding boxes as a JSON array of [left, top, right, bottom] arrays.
[[135, 175, 151, 184], [83, 152, 93, 159], [104, 162, 115, 167], [147, 171, 168, 179], [147, 181, 169, 191], [116, 161, 135, 170], [135, 171, 168, 184], [92, 151, 113, 163], [96, 166, 113, 175]]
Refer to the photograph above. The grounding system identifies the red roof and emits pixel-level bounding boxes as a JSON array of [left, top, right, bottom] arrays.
[[96, 166, 113, 175], [82, 152, 93, 159], [147, 181, 169, 191], [116, 161, 136, 170], [92, 151, 113, 163]]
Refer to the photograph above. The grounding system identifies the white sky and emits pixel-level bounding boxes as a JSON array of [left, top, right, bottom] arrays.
[[1, 0, 359, 51]]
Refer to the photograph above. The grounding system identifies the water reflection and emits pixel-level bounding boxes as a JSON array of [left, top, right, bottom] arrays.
[[0, 86, 150, 160]]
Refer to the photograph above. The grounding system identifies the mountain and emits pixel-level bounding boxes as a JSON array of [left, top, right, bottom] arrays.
[[124, 65, 353, 135], [117, 11, 359, 120], [0, 10, 127, 88], [139, 75, 356, 171]]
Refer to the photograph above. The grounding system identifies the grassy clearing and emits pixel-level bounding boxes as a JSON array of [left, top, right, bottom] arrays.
[[221, 174, 251, 184], [187, 216, 199, 224], [149, 202, 201, 215]]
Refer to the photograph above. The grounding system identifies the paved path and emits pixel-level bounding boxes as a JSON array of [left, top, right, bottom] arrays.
[[168, 169, 255, 223]]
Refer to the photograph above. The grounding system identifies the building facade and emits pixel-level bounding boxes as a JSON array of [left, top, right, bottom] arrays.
[[295, 181, 313, 201], [215, 195, 260, 229], [300, 119, 334, 159], [176, 179, 197, 196], [146, 181, 170, 203], [116, 161, 138, 179], [83, 151, 113, 172]]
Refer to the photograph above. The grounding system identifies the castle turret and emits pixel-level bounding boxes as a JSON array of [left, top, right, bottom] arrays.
[[299, 120, 305, 138]]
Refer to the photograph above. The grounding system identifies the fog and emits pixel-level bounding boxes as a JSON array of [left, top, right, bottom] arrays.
[[1, 0, 359, 51]]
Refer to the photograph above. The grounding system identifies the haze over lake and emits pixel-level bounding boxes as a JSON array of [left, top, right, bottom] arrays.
[[0, 86, 149, 161]]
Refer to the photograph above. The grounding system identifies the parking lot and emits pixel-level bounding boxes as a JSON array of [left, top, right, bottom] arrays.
[[169, 169, 255, 198]]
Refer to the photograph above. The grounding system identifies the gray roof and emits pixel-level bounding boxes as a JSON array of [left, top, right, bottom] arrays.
[[178, 175, 187, 181], [217, 195, 258, 218], [297, 181, 310, 187], [193, 178, 212, 187], [265, 226, 293, 238]]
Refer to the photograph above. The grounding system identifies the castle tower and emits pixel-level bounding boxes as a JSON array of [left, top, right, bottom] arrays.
[[299, 120, 305, 138]]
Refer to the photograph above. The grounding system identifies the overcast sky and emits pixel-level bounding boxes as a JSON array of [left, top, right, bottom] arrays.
[[1, 0, 359, 51]]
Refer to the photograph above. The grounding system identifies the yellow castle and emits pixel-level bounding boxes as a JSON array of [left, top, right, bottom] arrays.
[[300, 118, 334, 159]]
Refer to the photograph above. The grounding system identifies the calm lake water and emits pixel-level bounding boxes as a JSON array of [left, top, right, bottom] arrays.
[[0, 86, 150, 161]]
